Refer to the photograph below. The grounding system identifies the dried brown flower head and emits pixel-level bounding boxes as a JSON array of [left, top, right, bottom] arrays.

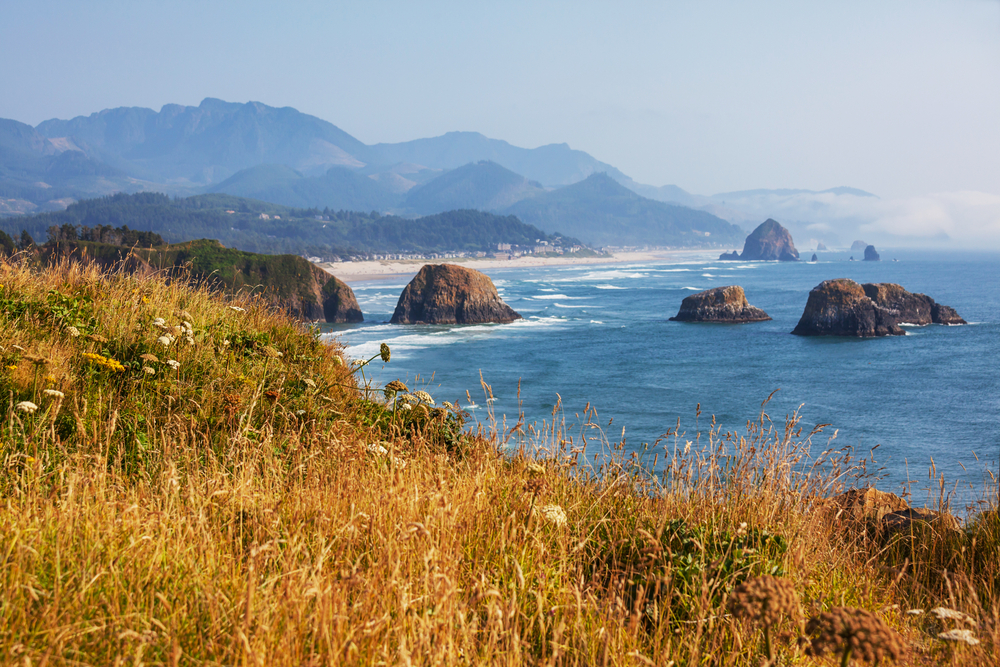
[[727, 576, 801, 628], [380, 343, 390, 363], [804, 607, 905, 664]]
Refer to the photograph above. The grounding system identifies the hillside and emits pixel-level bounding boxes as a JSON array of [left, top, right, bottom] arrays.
[[208, 164, 402, 211], [504, 173, 745, 247], [2, 192, 577, 259], [402, 160, 545, 215]]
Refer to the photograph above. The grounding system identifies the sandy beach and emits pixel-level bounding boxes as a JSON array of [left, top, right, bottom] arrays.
[[319, 249, 716, 283]]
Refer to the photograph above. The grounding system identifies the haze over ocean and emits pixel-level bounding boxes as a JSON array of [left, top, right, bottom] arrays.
[[324, 250, 1000, 511]]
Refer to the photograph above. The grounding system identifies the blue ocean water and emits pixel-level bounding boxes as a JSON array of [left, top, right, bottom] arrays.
[[321, 250, 1000, 510]]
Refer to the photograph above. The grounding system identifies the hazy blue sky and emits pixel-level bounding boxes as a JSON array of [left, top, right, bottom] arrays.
[[2, 1, 998, 200]]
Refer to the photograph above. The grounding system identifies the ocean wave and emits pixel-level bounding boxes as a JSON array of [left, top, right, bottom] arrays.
[[594, 284, 627, 289], [702, 274, 716, 278], [681, 286, 701, 290], [590, 320, 604, 324], [533, 294, 588, 300], [554, 303, 591, 308]]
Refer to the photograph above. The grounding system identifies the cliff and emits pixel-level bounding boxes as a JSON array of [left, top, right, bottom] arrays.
[[669, 286, 771, 323], [791, 279, 903, 337], [390, 263, 521, 325]]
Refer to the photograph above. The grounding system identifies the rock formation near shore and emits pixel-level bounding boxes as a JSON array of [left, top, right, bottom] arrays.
[[826, 487, 960, 539], [863, 245, 880, 261], [793, 279, 966, 336], [718, 218, 799, 261], [320, 275, 364, 323], [390, 263, 521, 325], [791, 279, 904, 337], [862, 283, 966, 325], [851, 240, 868, 252], [669, 286, 771, 323], [810, 253, 818, 262]]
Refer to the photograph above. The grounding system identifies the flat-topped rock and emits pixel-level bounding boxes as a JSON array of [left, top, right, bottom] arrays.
[[390, 263, 521, 325], [719, 218, 799, 261], [791, 278, 903, 337], [862, 282, 966, 325], [669, 285, 771, 323]]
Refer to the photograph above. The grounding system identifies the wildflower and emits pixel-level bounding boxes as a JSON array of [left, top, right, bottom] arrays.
[[380, 343, 390, 363], [25, 456, 36, 464], [527, 462, 546, 476], [804, 607, 905, 664], [23, 353, 49, 366], [442, 401, 455, 410], [303, 378, 317, 388], [938, 629, 980, 645], [295, 409, 306, 416], [400, 404, 412, 411], [152, 317, 167, 329], [81, 352, 125, 372], [366, 442, 389, 456], [42, 389, 65, 399], [141, 296, 149, 304], [166, 359, 180, 370], [906, 609, 924, 615], [414, 390, 434, 404], [727, 575, 801, 628], [45, 375, 56, 384], [157, 336, 172, 347], [539, 504, 567, 528], [262, 345, 283, 359], [383, 379, 409, 399], [66, 326, 80, 337], [170, 325, 183, 337], [5, 365, 16, 371], [15, 401, 38, 414], [182, 321, 193, 332], [332, 355, 343, 366], [185, 336, 195, 346], [399, 393, 419, 406], [229, 306, 245, 312], [930, 607, 976, 625], [140, 353, 159, 363], [142, 366, 156, 375]]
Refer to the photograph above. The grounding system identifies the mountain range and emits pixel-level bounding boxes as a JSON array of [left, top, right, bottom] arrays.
[[0, 97, 878, 248]]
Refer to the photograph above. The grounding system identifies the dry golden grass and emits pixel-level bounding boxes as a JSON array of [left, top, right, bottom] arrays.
[[0, 257, 997, 665]]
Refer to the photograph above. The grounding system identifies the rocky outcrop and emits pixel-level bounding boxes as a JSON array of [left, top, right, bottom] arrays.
[[862, 283, 966, 325], [669, 286, 770, 323], [851, 240, 868, 252], [319, 273, 364, 323], [791, 279, 904, 337], [718, 219, 798, 261], [719, 250, 740, 261], [863, 245, 880, 261], [826, 488, 960, 540], [810, 253, 818, 262], [390, 263, 521, 325], [816, 242, 828, 251]]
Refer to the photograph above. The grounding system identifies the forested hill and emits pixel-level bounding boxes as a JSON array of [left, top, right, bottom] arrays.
[[1, 192, 579, 260]]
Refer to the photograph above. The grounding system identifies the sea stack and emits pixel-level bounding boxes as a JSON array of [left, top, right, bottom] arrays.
[[862, 283, 966, 325], [863, 245, 880, 261], [390, 263, 521, 325], [851, 240, 868, 252], [321, 275, 364, 323], [669, 286, 771, 323], [791, 279, 904, 337], [718, 218, 799, 261], [810, 253, 818, 262]]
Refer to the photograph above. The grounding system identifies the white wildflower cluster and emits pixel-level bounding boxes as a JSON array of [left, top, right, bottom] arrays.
[[539, 504, 567, 528], [15, 401, 38, 414], [152, 317, 195, 347], [413, 390, 434, 405], [166, 359, 180, 370], [42, 389, 65, 400]]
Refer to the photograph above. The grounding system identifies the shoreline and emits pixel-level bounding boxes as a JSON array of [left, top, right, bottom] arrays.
[[319, 248, 719, 283]]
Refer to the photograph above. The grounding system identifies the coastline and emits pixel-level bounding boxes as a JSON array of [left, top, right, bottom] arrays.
[[318, 248, 717, 283]]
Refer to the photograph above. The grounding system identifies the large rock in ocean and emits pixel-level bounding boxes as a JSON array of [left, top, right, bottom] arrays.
[[390, 264, 521, 325], [851, 240, 868, 252], [863, 245, 880, 261], [718, 218, 799, 261], [669, 286, 771, 323], [320, 275, 364, 323], [791, 279, 904, 337], [862, 283, 966, 325]]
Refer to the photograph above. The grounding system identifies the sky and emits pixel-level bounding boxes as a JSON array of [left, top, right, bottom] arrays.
[[1, 0, 999, 203]]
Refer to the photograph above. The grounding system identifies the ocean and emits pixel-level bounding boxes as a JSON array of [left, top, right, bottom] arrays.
[[320, 249, 1000, 512]]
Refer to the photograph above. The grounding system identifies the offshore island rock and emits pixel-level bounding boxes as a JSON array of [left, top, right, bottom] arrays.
[[862, 283, 966, 325], [791, 279, 904, 337], [863, 245, 880, 261], [390, 263, 521, 325], [669, 286, 771, 323], [320, 274, 364, 323], [719, 218, 799, 261]]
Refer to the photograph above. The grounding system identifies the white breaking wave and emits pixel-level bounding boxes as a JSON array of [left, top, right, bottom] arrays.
[[594, 284, 627, 289], [681, 286, 701, 290]]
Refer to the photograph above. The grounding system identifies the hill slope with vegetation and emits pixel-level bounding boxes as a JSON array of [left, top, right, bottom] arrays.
[[0, 260, 995, 663], [2, 192, 579, 259]]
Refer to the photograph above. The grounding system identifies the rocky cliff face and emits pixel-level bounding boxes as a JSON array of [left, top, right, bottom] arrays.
[[863, 245, 880, 261], [390, 263, 521, 325], [317, 270, 364, 323], [791, 279, 903, 337], [719, 218, 798, 261], [862, 282, 965, 326], [669, 285, 771, 323]]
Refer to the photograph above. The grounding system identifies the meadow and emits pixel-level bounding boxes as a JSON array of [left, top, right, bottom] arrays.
[[0, 258, 996, 665]]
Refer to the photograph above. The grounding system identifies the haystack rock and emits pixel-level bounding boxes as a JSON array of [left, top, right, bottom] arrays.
[[791, 279, 903, 337], [669, 286, 771, 323], [863, 245, 880, 261], [851, 240, 868, 252], [816, 242, 828, 251], [719, 218, 799, 261], [862, 283, 966, 325], [390, 264, 521, 325], [810, 253, 818, 262]]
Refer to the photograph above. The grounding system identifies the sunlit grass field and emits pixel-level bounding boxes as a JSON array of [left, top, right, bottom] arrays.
[[0, 258, 996, 665]]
